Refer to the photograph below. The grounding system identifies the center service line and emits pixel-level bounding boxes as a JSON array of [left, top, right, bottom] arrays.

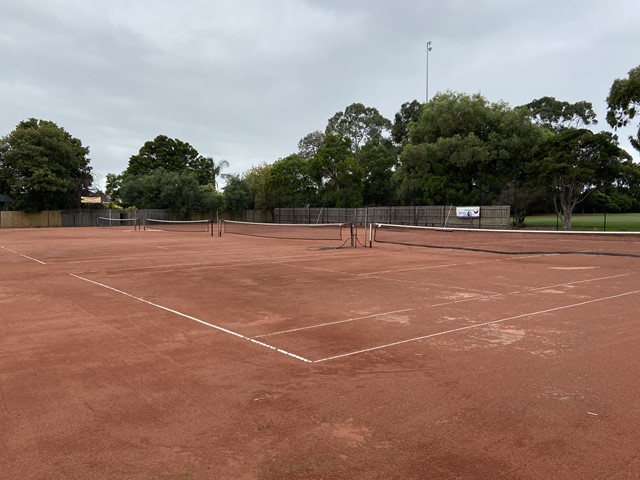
[[70, 274, 312, 363]]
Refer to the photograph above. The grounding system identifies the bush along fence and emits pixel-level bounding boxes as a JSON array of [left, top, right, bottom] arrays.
[[0, 205, 511, 229]]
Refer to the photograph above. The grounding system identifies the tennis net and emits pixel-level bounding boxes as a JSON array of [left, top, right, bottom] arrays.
[[97, 217, 139, 229], [372, 223, 640, 258], [144, 218, 213, 234], [221, 220, 350, 242]]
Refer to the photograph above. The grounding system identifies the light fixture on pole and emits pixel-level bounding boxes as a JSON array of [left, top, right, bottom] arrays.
[[426, 41, 432, 103]]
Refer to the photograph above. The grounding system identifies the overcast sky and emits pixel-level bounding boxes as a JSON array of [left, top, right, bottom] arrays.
[[2, 0, 639, 189]]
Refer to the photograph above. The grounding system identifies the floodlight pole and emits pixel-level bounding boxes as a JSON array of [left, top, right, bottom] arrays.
[[426, 41, 433, 103]]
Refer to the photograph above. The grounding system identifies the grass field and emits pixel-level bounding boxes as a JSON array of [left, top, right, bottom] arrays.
[[524, 212, 640, 231]]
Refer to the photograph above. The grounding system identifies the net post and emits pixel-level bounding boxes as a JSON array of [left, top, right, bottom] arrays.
[[350, 223, 355, 248]]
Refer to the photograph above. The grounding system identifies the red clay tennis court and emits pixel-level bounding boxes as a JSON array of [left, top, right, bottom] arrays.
[[1, 224, 639, 479]]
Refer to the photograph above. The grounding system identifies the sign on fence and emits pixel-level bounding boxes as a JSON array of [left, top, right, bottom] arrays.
[[456, 207, 480, 218]]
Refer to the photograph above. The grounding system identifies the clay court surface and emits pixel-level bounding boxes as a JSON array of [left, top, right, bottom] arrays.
[[1, 226, 640, 479]]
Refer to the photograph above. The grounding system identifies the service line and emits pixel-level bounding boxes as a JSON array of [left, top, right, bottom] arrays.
[[0, 245, 46, 264], [254, 308, 416, 338], [70, 273, 312, 363], [313, 288, 640, 363], [256, 273, 635, 339]]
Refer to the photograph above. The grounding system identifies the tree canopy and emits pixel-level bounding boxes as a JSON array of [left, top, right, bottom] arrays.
[[111, 134, 225, 216], [534, 129, 632, 228], [309, 135, 365, 207], [524, 96, 598, 132], [0, 119, 92, 211], [395, 92, 542, 206], [325, 103, 391, 155], [222, 174, 252, 212], [391, 100, 422, 146], [607, 65, 640, 153], [124, 134, 222, 186]]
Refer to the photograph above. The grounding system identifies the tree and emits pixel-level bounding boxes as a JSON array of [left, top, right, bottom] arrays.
[[325, 103, 391, 155], [359, 143, 397, 206], [109, 135, 226, 210], [105, 173, 123, 203], [494, 108, 550, 226], [535, 129, 632, 229], [193, 184, 225, 213], [118, 168, 200, 218], [222, 174, 252, 212], [523, 96, 597, 132], [607, 65, 640, 153], [391, 100, 422, 146], [266, 155, 316, 208], [615, 160, 640, 209], [308, 135, 364, 207], [397, 92, 522, 206], [0, 118, 92, 211], [243, 163, 273, 209], [399, 134, 493, 205], [297, 131, 325, 160], [124, 135, 221, 186], [209, 158, 229, 190], [187, 156, 228, 188]]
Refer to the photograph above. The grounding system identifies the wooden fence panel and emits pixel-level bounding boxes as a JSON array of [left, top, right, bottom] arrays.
[[0, 210, 62, 228]]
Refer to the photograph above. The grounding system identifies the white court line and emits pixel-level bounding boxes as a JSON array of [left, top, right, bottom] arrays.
[[391, 272, 632, 296], [254, 308, 416, 338], [359, 260, 483, 276], [313, 288, 640, 363], [257, 273, 635, 339], [524, 273, 632, 292], [69, 274, 313, 363], [0, 246, 46, 264]]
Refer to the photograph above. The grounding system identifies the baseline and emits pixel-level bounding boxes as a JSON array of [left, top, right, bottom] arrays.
[[0, 245, 47, 265]]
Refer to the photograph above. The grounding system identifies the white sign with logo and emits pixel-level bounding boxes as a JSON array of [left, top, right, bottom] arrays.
[[456, 206, 480, 218]]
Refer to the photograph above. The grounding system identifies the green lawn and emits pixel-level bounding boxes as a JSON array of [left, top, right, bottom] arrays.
[[523, 213, 640, 232]]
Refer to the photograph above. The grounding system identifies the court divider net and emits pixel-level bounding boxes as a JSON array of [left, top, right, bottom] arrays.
[[97, 217, 139, 230], [221, 220, 352, 243], [144, 218, 213, 235], [372, 223, 640, 258]]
